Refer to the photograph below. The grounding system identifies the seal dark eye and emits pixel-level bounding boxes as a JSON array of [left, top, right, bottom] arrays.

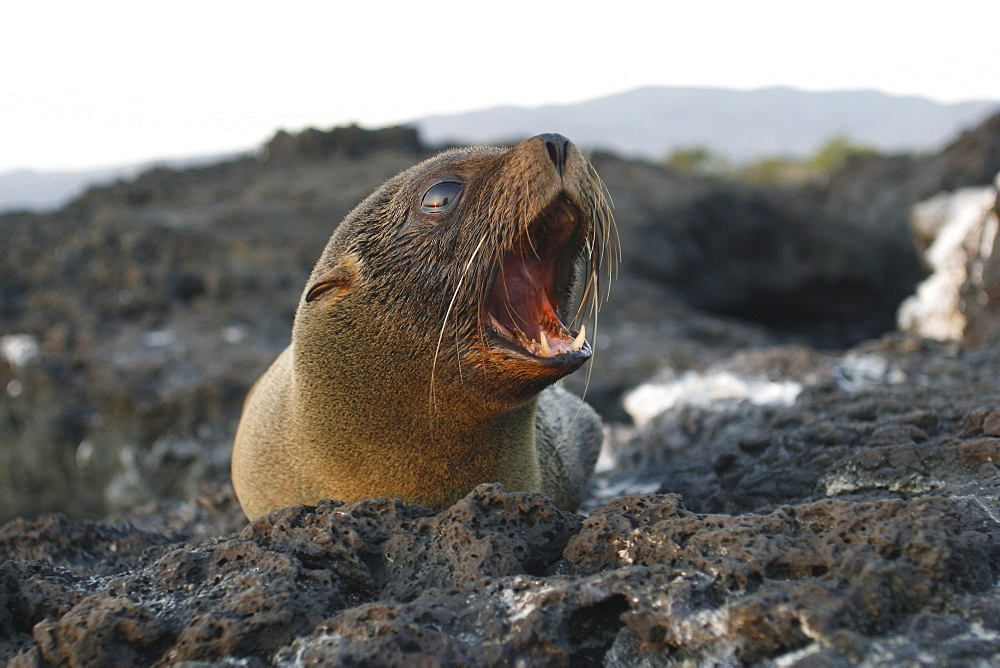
[[420, 181, 464, 214]]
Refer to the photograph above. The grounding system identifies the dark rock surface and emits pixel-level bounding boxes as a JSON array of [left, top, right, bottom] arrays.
[[2, 117, 949, 520], [3, 118, 1000, 665], [803, 111, 1000, 258], [601, 160, 914, 345], [607, 337, 1000, 511], [3, 336, 1000, 665]]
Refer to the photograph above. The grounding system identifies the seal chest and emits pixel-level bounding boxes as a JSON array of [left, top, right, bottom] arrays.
[[232, 134, 616, 520]]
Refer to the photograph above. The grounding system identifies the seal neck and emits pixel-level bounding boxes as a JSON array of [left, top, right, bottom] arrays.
[[294, 370, 543, 507]]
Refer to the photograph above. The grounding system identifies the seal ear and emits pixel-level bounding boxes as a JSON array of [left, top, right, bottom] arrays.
[[305, 258, 357, 304], [305, 276, 349, 303]]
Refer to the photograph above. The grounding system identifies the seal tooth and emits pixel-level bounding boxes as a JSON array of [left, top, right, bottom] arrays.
[[539, 330, 550, 356], [572, 324, 586, 351]]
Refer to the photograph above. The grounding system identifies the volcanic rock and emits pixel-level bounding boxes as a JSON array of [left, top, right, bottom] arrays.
[[4, 120, 1000, 664]]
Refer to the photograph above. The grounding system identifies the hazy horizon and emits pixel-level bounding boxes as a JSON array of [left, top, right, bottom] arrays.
[[2, 84, 996, 214], [4, 0, 998, 173], [2, 84, 997, 177]]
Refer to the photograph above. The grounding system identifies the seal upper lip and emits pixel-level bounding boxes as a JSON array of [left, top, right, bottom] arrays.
[[486, 197, 590, 361]]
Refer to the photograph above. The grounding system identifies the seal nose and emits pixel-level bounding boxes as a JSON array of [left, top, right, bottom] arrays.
[[538, 133, 570, 175]]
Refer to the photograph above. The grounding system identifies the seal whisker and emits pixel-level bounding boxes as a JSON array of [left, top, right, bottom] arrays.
[[430, 233, 489, 414], [550, 174, 614, 458], [571, 238, 596, 326], [554, 305, 600, 457], [454, 327, 464, 384], [590, 165, 621, 298], [498, 265, 523, 336]]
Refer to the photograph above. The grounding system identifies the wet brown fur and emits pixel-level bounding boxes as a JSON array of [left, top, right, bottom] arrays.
[[232, 136, 616, 520]]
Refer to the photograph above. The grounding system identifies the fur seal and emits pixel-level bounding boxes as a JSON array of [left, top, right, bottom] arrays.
[[232, 133, 616, 520]]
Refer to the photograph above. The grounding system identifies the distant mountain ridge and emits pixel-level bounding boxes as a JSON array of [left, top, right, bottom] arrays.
[[415, 86, 999, 161], [2, 86, 997, 213]]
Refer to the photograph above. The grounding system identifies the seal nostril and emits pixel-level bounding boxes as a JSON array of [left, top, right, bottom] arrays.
[[546, 143, 559, 168], [538, 133, 569, 175]]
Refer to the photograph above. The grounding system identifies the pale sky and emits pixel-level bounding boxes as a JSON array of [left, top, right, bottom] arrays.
[[2, 0, 998, 172]]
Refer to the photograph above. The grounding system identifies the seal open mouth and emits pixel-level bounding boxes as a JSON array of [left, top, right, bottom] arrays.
[[486, 196, 590, 361]]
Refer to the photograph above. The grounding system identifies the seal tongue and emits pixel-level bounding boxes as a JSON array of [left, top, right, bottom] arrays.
[[486, 205, 585, 358]]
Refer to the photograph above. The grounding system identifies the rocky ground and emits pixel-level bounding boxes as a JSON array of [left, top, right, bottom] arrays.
[[3, 334, 1000, 666], [1, 117, 1000, 665]]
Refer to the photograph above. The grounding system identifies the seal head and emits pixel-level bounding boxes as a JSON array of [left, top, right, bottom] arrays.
[[232, 133, 615, 519]]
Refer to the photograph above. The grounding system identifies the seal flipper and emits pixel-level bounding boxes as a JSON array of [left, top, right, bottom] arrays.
[[533, 384, 603, 511]]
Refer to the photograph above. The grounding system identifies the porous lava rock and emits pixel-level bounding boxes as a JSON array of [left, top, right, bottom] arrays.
[[4, 117, 1000, 521], [4, 479, 1000, 665], [5, 332, 1000, 668], [5, 122, 1000, 665]]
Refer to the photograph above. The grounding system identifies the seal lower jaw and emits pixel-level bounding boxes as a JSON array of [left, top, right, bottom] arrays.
[[488, 316, 588, 359], [483, 196, 592, 372]]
